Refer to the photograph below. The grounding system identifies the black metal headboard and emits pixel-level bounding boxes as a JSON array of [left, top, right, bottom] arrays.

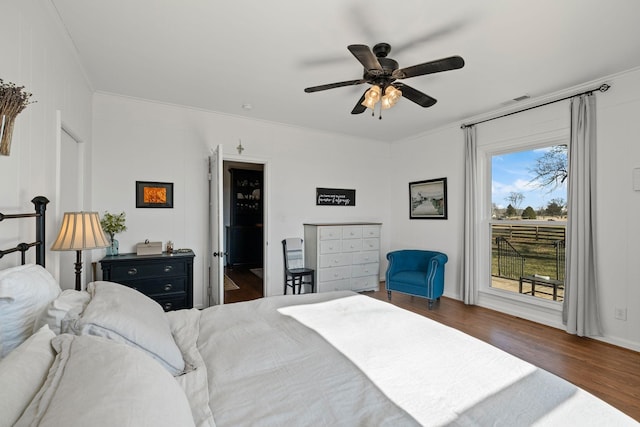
[[0, 196, 49, 266]]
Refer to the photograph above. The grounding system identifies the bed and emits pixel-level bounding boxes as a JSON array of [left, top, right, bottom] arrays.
[[0, 198, 636, 426]]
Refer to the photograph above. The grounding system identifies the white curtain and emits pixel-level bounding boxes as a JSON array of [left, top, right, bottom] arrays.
[[563, 93, 602, 336], [462, 125, 478, 305]]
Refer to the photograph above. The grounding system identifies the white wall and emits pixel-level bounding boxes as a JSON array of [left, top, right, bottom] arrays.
[[0, 1, 94, 282], [92, 93, 392, 307], [390, 68, 640, 351]]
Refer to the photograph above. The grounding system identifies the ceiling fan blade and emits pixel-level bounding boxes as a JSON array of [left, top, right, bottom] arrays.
[[394, 83, 437, 108], [351, 91, 368, 114], [304, 79, 366, 93], [393, 56, 465, 79], [392, 18, 470, 54], [347, 44, 382, 71]]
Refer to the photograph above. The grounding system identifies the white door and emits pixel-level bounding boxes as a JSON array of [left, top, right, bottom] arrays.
[[208, 145, 224, 306], [59, 127, 81, 289]]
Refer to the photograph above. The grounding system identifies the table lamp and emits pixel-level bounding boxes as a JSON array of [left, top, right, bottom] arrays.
[[51, 211, 109, 290]]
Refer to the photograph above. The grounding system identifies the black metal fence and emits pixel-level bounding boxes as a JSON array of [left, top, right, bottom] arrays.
[[495, 237, 525, 280]]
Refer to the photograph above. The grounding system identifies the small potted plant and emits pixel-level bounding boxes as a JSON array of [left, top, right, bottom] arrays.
[[100, 211, 127, 256]]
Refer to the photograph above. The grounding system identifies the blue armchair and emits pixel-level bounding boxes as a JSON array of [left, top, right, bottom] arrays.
[[385, 250, 448, 309]]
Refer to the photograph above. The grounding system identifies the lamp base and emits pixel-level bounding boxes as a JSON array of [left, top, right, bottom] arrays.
[[74, 250, 83, 291]]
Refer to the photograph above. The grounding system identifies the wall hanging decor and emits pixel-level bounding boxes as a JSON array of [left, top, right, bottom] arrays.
[[136, 181, 174, 208], [0, 79, 35, 156], [409, 177, 447, 219], [316, 187, 356, 206]]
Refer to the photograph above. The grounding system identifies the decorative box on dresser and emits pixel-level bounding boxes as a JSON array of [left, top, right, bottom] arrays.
[[304, 223, 381, 293], [100, 251, 195, 311]]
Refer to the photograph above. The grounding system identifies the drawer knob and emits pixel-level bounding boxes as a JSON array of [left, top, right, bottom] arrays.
[[164, 265, 173, 273], [163, 283, 173, 291], [163, 302, 173, 311], [127, 268, 138, 275]]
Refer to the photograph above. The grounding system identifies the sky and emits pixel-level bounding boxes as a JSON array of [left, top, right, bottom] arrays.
[[492, 147, 567, 211]]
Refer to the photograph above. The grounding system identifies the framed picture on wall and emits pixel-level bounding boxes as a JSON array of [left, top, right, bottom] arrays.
[[409, 177, 447, 219], [136, 181, 174, 208]]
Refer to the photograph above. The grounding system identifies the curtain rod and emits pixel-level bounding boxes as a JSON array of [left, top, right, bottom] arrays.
[[460, 83, 611, 129]]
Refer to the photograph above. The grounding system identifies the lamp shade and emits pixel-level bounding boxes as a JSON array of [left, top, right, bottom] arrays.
[[51, 212, 110, 251]]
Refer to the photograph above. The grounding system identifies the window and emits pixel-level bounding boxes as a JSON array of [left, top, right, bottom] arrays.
[[489, 145, 567, 302]]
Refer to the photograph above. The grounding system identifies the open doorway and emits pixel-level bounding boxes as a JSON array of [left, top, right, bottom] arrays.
[[223, 161, 264, 303]]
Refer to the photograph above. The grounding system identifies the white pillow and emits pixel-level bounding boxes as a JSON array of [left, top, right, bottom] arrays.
[[15, 334, 195, 427], [77, 281, 185, 375], [33, 289, 91, 335], [0, 264, 61, 358], [0, 325, 56, 427]]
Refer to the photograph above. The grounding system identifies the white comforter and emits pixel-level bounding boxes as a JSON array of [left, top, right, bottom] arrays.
[[168, 291, 636, 427]]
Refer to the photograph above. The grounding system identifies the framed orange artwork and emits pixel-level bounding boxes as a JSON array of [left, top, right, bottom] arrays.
[[136, 181, 173, 208]]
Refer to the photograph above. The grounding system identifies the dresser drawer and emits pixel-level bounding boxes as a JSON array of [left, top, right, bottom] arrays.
[[109, 261, 186, 281], [352, 263, 379, 278], [342, 226, 362, 239], [319, 266, 351, 282], [342, 239, 363, 252], [353, 251, 379, 265], [317, 278, 351, 293], [362, 238, 380, 251], [319, 226, 342, 240], [320, 253, 352, 268], [320, 240, 342, 254], [351, 275, 379, 291], [154, 294, 189, 312], [124, 277, 187, 296], [362, 226, 380, 238]]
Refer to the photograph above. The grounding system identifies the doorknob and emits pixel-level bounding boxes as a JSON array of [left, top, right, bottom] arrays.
[[213, 252, 228, 257]]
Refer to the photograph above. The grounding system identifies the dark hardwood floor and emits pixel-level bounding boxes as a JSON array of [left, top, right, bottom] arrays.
[[365, 289, 640, 422], [224, 265, 264, 303], [221, 273, 639, 421]]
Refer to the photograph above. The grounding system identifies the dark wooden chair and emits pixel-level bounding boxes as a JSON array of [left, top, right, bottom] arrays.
[[282, 238, 315, 295]]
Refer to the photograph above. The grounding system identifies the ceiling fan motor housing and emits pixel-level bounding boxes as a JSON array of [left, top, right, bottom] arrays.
[[372, 42, 391, 58]]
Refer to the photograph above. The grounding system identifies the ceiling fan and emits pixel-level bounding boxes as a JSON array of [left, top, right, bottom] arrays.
[[304, 43, 464, 117]]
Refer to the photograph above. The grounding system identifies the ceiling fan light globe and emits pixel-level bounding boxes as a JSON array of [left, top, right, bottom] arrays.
[[361, 97, 377, 110], [381, 96, 393, 109], [385, 86, 402, 102]]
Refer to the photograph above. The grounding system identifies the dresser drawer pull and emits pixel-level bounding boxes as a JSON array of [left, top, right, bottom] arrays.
[[163, 284, 173, 291], [164, 265, 173, 273], [163, 302, 173, 311], [127, 268, 138, 276]]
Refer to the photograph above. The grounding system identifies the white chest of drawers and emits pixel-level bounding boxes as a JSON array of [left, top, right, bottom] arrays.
[[304, 223, 381, 293]]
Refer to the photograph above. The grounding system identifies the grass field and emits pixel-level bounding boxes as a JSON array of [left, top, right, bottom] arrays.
[[491, 224, 565, 280]]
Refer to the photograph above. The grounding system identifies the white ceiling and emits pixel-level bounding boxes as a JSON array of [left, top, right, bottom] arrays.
[[51, 0, 640, 142]]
